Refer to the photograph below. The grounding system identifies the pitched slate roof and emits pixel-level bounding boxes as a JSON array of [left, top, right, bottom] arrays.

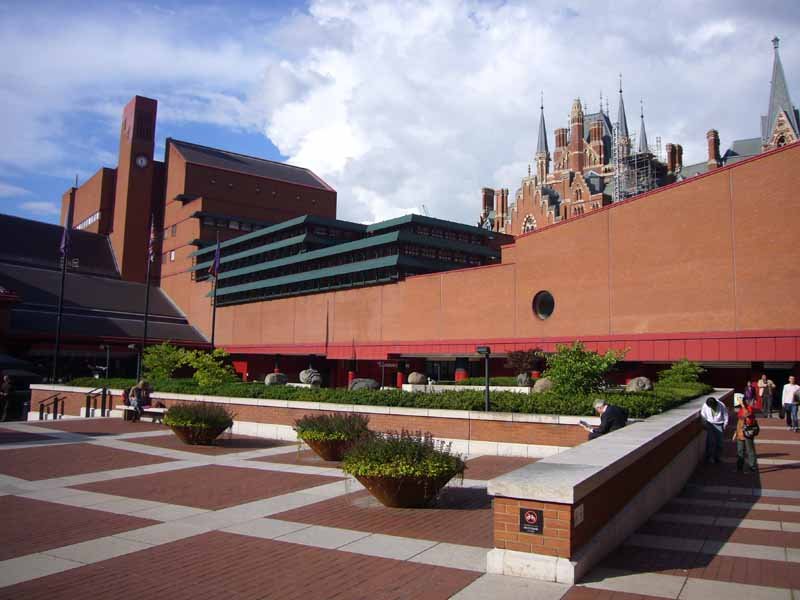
[[617, 87, 630, 139], [536, 103, 549, 156], [638, 107, 649, 154], [169, 139, 335, 192], [0, 213, 118, 278]]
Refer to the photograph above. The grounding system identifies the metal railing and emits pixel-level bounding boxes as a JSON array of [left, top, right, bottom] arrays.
[[38, 393, 65, 421], [84, 387, 109, 418]]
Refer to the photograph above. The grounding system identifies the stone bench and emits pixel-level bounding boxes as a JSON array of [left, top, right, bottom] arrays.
[[486, 388, 732, 584], [115, 404, 167, 423]]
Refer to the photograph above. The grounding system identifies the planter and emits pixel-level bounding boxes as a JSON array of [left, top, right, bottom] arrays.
[[354, 472, 459, 508], [304, 438, 357, 461], [169, 424, 229, 445]]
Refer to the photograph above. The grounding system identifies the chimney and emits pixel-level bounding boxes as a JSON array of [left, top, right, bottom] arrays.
[[706, 130, 721, 169], [481, 187, 495, 214], [589, 121, 604, 164], [666, 143, 676, 173], [495, 189, 508, 229], [675, 144, 683, 172], [553, 127, 569, 170]]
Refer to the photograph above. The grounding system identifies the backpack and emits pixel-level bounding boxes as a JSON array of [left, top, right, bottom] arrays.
[[743, 413, 760, 439], [121, 388, 130, 406]]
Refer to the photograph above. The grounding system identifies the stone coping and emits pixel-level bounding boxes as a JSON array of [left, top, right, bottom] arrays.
[[403, 383, 530, 394], [30, 384, 601, 426], [487, 388, 732, 505]]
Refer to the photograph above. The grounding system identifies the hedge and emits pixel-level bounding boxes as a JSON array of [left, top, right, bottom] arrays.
[[67, 377, 712, 418], [434, 377, 524, 387]]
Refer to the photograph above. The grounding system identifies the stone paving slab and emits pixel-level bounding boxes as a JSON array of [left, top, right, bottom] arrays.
[[255, 448, 342, 469], [0, 496, 157, 561], [272, 485, 494, 548], [0, 427, 58, 445], [0, 531, 483, 599], [74, 464, 344, 510], [0, 442, 174, 480]]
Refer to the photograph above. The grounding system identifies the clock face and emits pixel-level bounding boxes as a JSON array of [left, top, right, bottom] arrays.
[[135, 155, 149, 168]]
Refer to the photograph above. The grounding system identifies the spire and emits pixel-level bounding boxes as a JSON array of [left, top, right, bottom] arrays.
[[638, 100, 649, 154], [617, 74, 630, 139], [536, 93, 549, 156], [764, 36, 799, 141]]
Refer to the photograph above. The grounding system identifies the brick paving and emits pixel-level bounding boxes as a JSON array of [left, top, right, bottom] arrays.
[[0, 531, 481, 600], [74, 464, 343, 510], [272, 486, 493, 548], [33, 418, 166, 436], [127, 432, 293, 455], [0, 496, 157, 561], [0, 428, 56, 444], [254, 448, 343, 468], [0, 443, 174, 480], [462, 455, 537, 480]]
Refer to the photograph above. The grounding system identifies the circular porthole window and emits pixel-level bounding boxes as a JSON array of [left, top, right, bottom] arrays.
[[532, 291, 555, 320]]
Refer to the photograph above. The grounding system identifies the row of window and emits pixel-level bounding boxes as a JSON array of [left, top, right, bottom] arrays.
[[201, 216, 259, 232], [413, 225, 485, 245], [402, 245, 483, 266], [75, 211, 100, 230]]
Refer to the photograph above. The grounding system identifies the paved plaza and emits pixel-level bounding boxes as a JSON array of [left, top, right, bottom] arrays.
[[1, 418, 800, 599]]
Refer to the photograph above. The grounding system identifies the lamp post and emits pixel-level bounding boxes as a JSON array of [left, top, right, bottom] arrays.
[[476, 346, 491, 412], [99, 344, 111, 379]]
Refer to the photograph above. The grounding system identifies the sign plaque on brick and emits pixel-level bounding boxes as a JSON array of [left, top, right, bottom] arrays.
[[519, 508, 544, 535]]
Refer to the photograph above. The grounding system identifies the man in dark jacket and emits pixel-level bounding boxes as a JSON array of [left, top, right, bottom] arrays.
[[584, 398, 628, 440]]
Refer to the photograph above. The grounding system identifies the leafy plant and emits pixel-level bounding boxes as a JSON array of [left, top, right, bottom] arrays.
[[163, 402, 234, 430], [142, 342, 190, 381], [187, 348, 237, 390], [658, 359, 706, 386], [342, 430, 465, 479], [543, 341, 626, 396], [505, 348, 545, 375], [294, 413, 371, 442]]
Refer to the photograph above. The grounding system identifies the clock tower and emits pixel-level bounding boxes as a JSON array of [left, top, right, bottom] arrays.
[[110, 95, 157, 283]]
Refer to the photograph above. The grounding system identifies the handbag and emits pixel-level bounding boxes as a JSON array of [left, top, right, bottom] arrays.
[[743, 421, 760, 439]]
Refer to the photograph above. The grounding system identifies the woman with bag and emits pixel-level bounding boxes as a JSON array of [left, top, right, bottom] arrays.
[[733, 395, 758, 473]]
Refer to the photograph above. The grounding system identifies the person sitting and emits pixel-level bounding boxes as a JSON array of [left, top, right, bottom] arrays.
[[128, 380, 151, 422], [700, 396, 728, 464], [581, 399, 628, 440]]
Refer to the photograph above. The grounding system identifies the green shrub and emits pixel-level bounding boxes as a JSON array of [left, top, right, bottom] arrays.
[[342, 431, 465, 478], [142, 342, 191, 381], [544, 341, 626, 396], [658, 359, 706, 386], [294, 413, 370, 442], [69, 377, 137, 389], [163, 402, 234, 430], [187, 349, 237, 390]]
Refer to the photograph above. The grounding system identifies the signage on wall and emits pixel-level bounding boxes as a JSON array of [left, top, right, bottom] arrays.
[[519, 508, 544, 535]]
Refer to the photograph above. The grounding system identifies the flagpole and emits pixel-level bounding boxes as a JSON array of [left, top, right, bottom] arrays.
[[210, 231, 220, 350], [139, 214, 155, 380], [52, 228, 69, 383]]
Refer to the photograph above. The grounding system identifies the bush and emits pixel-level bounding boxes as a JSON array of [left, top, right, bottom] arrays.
[[142, 343, 190, 381], [342, 431, 465, 479], [294, 413, 370, 442], [163, 402, 234, 430], [69, 377, 137, 390], [187, 349, 237, 390], [544, 341, 626, 396], [658, 359, 706, 386], [436, 377, 522, 387]]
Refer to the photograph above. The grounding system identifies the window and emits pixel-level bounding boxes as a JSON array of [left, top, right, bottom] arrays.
[[202, 216, 214, 227], [532, 290, 555, 320], [75, 211, 100, 230], [241, 222, 252, 232], [229, 221, 240, 230], [171, 224, 177, 236], [169, 250, 176, 262]]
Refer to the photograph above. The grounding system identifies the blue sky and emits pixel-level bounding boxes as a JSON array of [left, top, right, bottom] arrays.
[[1, 0, 798, 226]]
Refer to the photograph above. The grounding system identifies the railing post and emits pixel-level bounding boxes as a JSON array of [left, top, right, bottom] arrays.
[[39, 403, 44, 421], [85, 395, 91, 418], [101, 388, 107, 417]]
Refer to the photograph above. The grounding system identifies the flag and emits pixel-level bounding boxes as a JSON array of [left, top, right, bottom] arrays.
[[148, 216, 156, 263], [208, 238, 221, 278], [59, 226, 70, 258]]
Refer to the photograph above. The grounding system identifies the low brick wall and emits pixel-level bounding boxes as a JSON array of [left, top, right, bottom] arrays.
[[487, 388, 731, 583], [29, 385, 595, 456]]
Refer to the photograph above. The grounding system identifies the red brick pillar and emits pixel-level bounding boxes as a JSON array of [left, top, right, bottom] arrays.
[[454, 357, 469, 382], [396, 371, 405, 388], [348, 371, 356, 386]]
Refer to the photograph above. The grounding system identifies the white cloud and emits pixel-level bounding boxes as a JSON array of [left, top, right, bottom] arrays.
[[0, 181, 31, 198], [20, 201, 60, 216]]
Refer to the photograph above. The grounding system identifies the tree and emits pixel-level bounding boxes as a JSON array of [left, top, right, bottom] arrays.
[[543, 341, 626, 396], [187, 348, 237, 391], [658, 359, 706, 386], [142, 342, 190, 381], [505, 349, 545, 375]]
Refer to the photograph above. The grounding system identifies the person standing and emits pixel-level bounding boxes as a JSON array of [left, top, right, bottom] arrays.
[[758, 374, 776, 417], [0, 375, 11, 422], [783, 376, 800, 432], [744, 381, 756, 407], [700, 396, 729, 464], [733, 396, 758, 473]]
